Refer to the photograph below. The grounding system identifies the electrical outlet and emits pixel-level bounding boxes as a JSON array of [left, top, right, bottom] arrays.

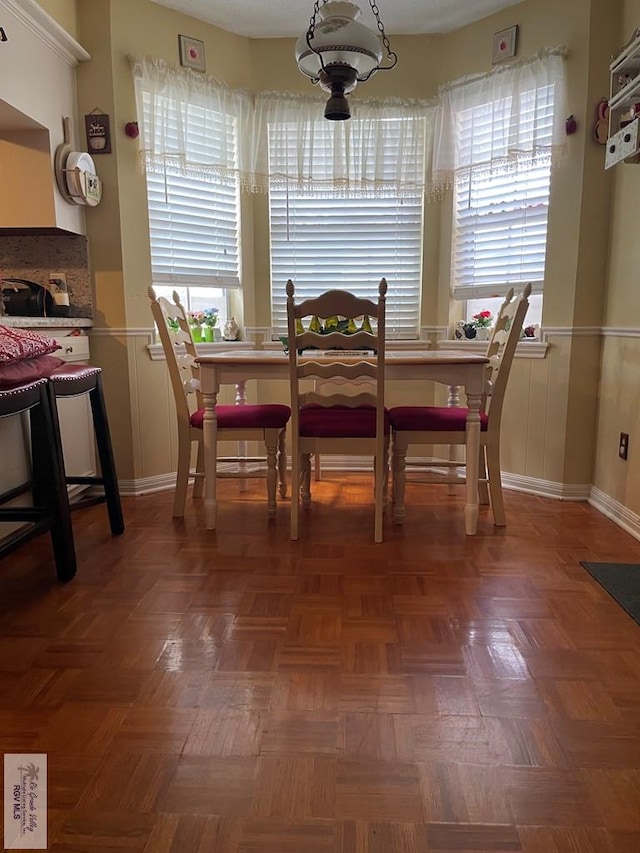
[[48, 272, 67, 292], [619, 432, 629, 460]]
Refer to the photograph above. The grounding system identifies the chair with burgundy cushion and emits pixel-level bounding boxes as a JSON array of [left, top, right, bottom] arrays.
[[149, 287, 290, 518], [286, 278, 388, 543], [389, 283, 531, 527], [0, 379, 76, 581]]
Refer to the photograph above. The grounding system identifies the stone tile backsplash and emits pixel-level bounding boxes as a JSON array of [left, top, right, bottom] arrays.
[[0, 234, 92, 318]]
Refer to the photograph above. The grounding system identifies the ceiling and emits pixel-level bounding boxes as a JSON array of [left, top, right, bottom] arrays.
[[150, 0, 525, 39]]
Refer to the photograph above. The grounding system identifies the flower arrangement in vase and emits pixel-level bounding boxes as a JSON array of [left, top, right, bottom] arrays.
[[202, 307, 219, 342], [471, 309, 493, 340], [188, 310, 205, 342]]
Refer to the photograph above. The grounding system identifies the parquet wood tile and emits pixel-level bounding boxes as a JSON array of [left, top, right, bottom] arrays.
[[2, 476, 640, 850]]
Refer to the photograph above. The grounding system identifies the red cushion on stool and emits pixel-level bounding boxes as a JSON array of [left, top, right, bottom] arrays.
[[388, 406, 488, 432], [190, 404, 291, 430], [299, 404, 389, 438]]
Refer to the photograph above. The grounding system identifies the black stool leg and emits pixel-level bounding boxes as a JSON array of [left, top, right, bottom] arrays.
[[31, 385, 77, 581], [89, 374, 124, 536]]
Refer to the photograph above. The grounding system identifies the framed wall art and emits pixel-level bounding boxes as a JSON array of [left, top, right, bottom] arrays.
[[84, 111, 111, 155], [492, 25, 518, 64], [179, 34, 206, 72]]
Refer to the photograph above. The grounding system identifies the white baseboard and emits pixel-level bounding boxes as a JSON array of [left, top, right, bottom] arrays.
[[589, 486, 640, 542]]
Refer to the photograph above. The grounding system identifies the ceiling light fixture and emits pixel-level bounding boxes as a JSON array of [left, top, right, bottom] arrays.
[[295, 0, 397, 121]]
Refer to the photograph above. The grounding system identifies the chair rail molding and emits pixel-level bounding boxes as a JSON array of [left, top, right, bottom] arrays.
[[601, 327, 640, 338], [542, 326, 602, 337]]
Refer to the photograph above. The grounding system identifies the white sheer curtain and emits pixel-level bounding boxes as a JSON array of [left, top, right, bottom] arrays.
[[432, 47, 567, 194], [130, 56, 436, 197], [130, 56, 254, 187], [248, 91, 437, 197]]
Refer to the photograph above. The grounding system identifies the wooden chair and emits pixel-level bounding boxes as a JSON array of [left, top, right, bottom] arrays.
[[389, 282, 531, 527], [149, 287, 290, 518], [286, 278, 388, 542]]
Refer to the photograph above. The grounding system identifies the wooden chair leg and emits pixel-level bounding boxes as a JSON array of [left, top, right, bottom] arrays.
[[277, 428, 287, 498], [485, 440, 506, 526], [301, 453, 312, 508], [374, 451, 384, 544], [264, 429, 278, 517], [173, 427, 192, 517], [314, 453, 321, 481], [392, 440, 408, 524], [31, 386, 77, 581], [192, 439, 205, 499], [478, 446, 490, 506], [88, 376, 124, 535], [290, 450, 300, 541]]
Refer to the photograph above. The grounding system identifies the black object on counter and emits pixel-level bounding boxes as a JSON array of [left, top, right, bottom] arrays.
[[1, 278, 54, 317]]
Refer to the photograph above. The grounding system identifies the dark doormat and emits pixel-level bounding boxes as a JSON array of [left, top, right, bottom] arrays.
[[580, 562, 640, 625]]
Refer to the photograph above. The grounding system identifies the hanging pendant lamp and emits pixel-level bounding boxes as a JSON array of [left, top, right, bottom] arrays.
[[295, 0, 397, 120]]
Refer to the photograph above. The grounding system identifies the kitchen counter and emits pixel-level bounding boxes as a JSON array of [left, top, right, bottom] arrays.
[[0, 316, 92, 328]]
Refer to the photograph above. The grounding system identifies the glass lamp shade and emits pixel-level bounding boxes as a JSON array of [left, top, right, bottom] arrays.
[[295, 1, 383, 83]]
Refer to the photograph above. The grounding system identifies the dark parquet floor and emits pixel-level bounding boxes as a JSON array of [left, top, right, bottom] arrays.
[[1, 476, 640, 852]]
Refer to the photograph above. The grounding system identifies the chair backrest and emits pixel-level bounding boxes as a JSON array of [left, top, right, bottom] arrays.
[[483, 282, 531, 425], [285, 277, 387, 431], [148, 287, 202, 426]]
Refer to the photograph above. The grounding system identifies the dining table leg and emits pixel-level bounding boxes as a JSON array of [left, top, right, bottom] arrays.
[[202, 388, 218, 529], [464, 391, 482, 535]]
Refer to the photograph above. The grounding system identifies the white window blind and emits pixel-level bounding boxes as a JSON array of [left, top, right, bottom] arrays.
[[268, 121, 424, 338], [141, 94, 241, 290], [451, 84, 555, 301]]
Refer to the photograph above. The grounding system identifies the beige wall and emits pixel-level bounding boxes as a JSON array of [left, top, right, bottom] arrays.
[[43, 0, 635, 511], [38, 0, 76, 37], [593, 0, 640, 512]]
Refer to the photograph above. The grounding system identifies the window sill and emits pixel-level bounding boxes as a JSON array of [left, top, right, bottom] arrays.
[[437, 339, 549, 359]]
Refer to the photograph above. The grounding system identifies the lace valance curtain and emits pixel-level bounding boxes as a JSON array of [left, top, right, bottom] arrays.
[[130, 56, 254, 187], [131, 48, 566, 198], [432, 47, 568, 193], [249, 92, 436, 197], [130, 56, 436, 197]]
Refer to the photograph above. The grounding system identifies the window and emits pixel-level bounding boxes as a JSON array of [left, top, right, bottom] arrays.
[[133, 59, 244, 328], [451, 83, 558, 327], [145, 160, 239, 325], [267, 120, 424, 338], [454, 160, 549, 326], [432, 48, 566, 330]]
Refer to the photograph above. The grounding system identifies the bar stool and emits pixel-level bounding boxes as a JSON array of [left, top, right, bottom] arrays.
[[46, 364, 124, 536], [0, 379, 77, 581]]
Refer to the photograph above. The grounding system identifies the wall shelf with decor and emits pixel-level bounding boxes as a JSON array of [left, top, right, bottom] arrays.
[[606, 28, 640, 168]]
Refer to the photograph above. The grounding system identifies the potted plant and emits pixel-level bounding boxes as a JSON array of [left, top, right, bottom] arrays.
[[188, 310, 205, 342], [202, 307, 220, 342], [472, 309, 493, 340]]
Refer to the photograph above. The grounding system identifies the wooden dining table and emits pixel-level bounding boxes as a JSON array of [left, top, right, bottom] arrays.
[[196, 349, 490, 535]]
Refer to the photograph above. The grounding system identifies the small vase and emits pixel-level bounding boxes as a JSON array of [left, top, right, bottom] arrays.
[[191, 326, 203, 343], [203, 326, 214, 342], [476, 327, 490, 341]]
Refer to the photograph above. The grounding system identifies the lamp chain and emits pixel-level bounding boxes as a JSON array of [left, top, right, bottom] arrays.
[[368, 0, 396, 63], [307, 0, 322, 40]]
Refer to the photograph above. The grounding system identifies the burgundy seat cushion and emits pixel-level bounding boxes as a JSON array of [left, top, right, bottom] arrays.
[[190, 403, 291, 430], [388, 406, 488, 432], [299, 404, 389, 438], [0, 355, 65, 390]]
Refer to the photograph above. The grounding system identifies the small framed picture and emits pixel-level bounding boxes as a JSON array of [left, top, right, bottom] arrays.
[[179, 34, 206, 72], [492, 25, 518, 64]]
